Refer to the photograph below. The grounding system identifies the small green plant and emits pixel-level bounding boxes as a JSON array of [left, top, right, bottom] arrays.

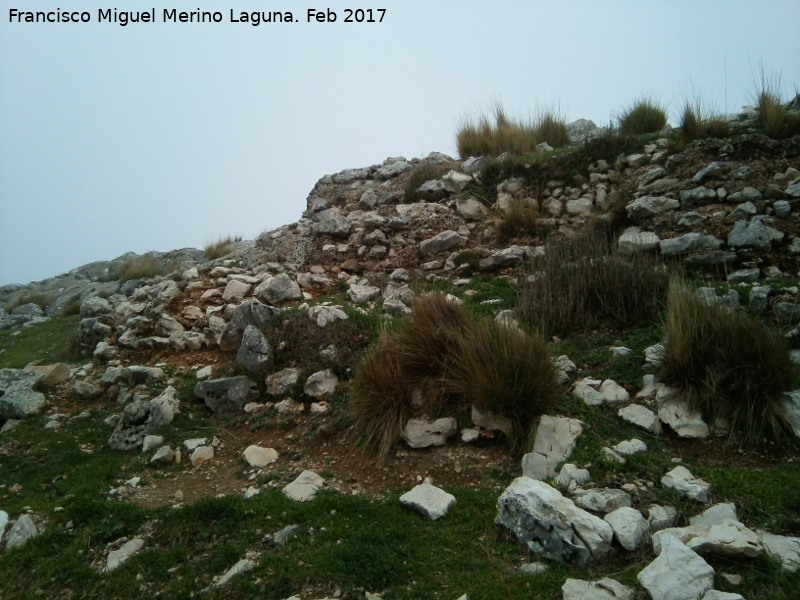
[[661, 282, 799, 445], [520, 232, 669, 335], [203, 235, 242, 260], [617, 96, 668, 135]]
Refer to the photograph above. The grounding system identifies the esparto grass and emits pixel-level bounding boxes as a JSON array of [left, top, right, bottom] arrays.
[[661, 281, 799, 445]]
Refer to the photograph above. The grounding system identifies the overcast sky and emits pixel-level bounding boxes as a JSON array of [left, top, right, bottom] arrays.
[[1, 0, 799, 286]]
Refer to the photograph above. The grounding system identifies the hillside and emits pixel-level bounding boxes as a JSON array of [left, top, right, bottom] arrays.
[[2, 102, 800, 600]]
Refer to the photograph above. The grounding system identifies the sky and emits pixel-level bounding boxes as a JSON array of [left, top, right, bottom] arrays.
[[1, 1, 799, 286]]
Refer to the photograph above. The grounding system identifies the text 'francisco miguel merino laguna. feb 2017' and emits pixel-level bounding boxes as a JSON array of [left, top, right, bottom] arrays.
[[7, 8, 387, 26]]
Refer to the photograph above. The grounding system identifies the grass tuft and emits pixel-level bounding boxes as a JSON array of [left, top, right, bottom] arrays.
[[5, 291, 54, 314], [445, 319, 560, 453], [661, 282, 800, 445], [350, 294, 560, 456], [117, 255, 170, 282], [203, 235, 242, 260], [617, 97, 668, 135], [456, 104, 568, 159], [520, 231, 669, 336]]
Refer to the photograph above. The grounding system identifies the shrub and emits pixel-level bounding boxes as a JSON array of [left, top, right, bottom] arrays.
[[350, 294, 560, 456], [661, 282, 799, 445], [445, 320, 559, 453], [456, 104, 568, 158], [618, 97, 668, 135], [519, 232, 669, 336], [204, 236, 241, 260]]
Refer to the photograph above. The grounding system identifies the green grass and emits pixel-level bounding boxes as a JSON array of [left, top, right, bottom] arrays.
[[0, 314, 81, 368]]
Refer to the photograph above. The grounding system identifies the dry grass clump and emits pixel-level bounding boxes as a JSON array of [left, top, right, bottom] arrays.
[[403, 162, 456, 203], [350, 294, 560, 457], [204, 236, 242, 260], [117, 255, 170, 282], [661, 282, 799, 445], [752, 66, 800, 138], [5, 291, 54, 314], [617, 97, 668, 135], [520, 232, 669, 336], [497, 198, 543, 242], [456, 104, 568, 159], [446, 320, 560, 453]]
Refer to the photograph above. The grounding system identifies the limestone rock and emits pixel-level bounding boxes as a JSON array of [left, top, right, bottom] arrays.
[[0, 369, 46, 420], [662, 466, 711, 503], [399, 482, 456, 520], [617, 404, 661, 434], [758, 530, 800, 572], [638, 534, 715, 600], [150, 446, 175, 465], [419, 230, 463, 256], [402, 417, 457, 448], [266, 368, 301, 396], [23, 363, 70, 387], [304, 369, 338, 399], [648, 505, 678, 532], [108, 386, 180, 451], [222, 279, 251, 301], [254, 273, 302, 304], [104, 538, 145, 572], [618, 229, 661, 253], [657, 387, 709, 438], [234, 325, 274, 375], [573, 488, 633, 513], [521, 415, 583, 480], [349, 284, 381, 303], [243, 445, 278, 468], [562, 578, 634, 600], [282, 470, 324, 502], [190, 445, 214, 467], [626, 196, 679, 220], [470, 405, 512, 435], [573, 379, 606, 406], [4, 514, 38, 550], [555, 463, 591, 489], [308, 305, 348, 327], [495, 477, 614, 566], [195, 376, 258, 412], [214, 558, 257, 587], [605, 507, 649, 551]]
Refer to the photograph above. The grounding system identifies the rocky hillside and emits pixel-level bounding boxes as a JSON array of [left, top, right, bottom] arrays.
[[2, 107, 800, 600]]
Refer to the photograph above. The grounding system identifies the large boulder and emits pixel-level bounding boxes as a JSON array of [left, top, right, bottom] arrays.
[[234, 325, 274, 374], [495, 477, 614, 566], [637, 534, 715, 600], [195, 376, 258, 412], [521, 415, 583, 480], [254, 274, 302, 304], [108, 387, 180, 451], [0, 369, 46, 420]]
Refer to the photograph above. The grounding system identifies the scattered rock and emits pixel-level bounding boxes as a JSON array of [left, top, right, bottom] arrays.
[[495, 477, 614, 566], [521, 415, 583, 480], [402, 417, 457, 449], [399, 482, 456, 520], [243, 445, 278, 468], [282, 470, 324, 502], [638, 534, 715, 600], [662, 466, 711, 503]]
